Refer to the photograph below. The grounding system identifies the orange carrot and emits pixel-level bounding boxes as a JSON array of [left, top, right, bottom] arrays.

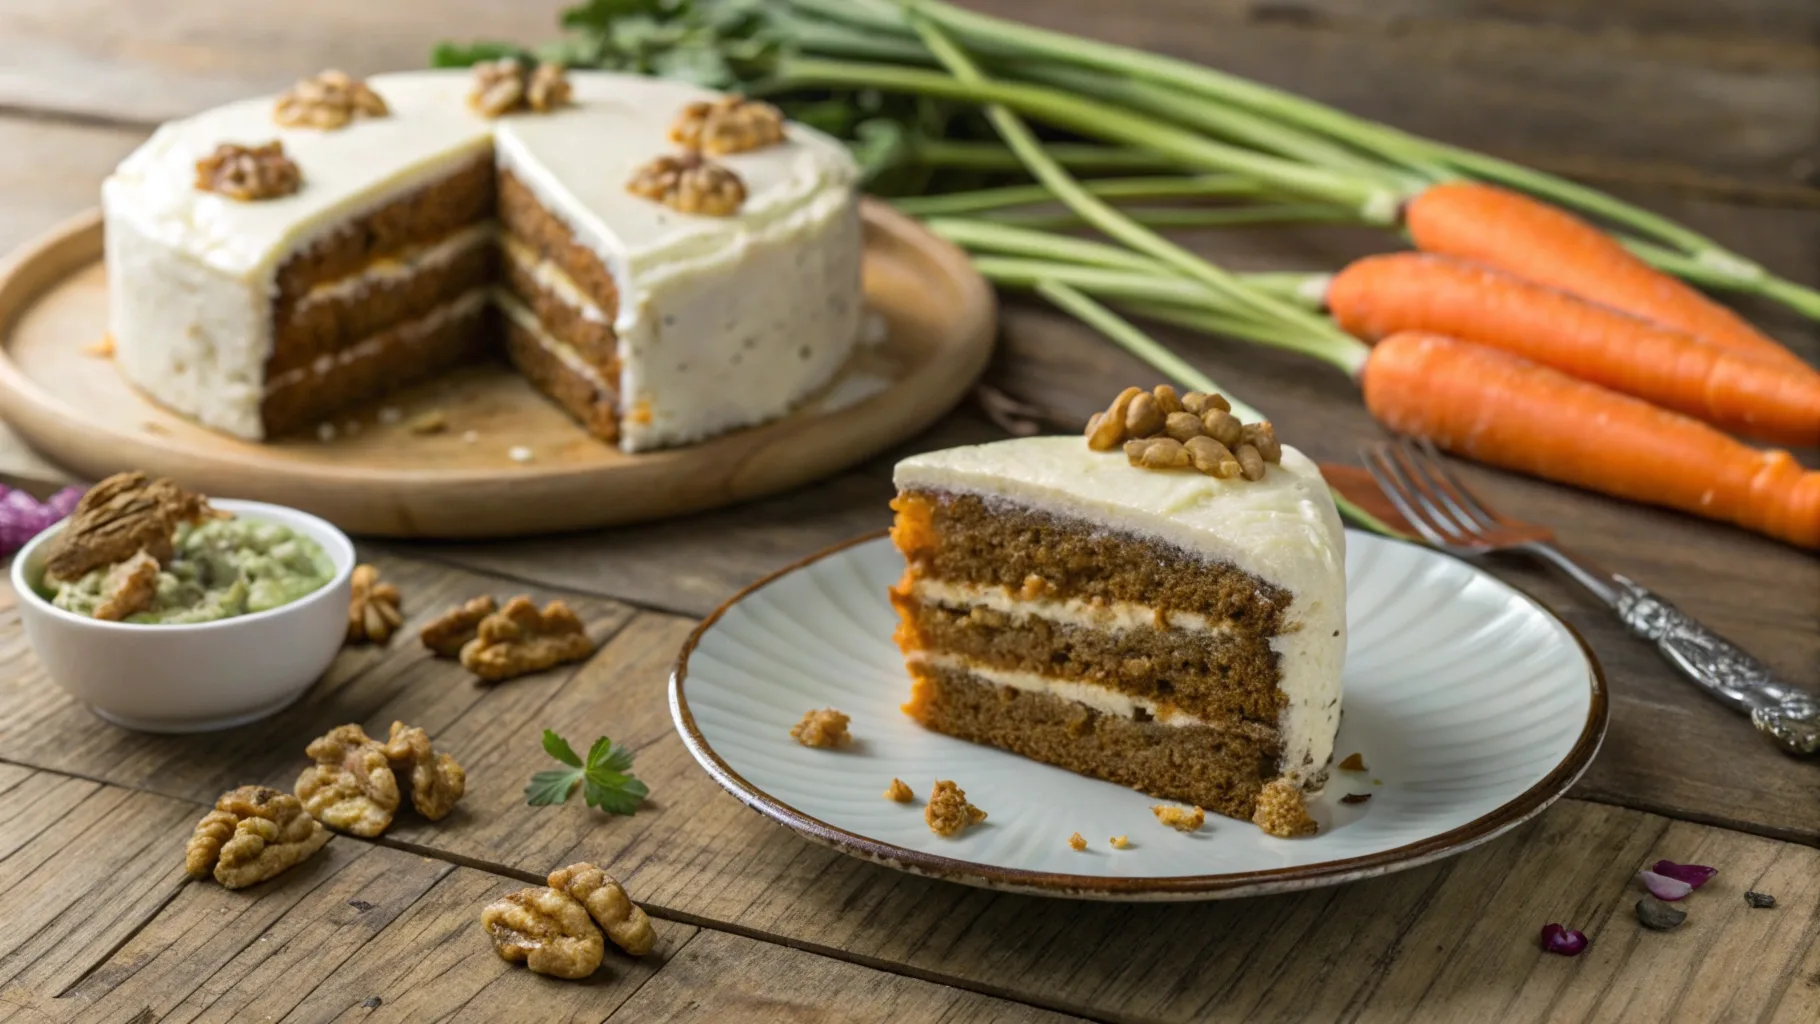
[[1405, 182, 1813, 373], [1362, 332, 1820, 548], [1328, 253, 1820, 448]]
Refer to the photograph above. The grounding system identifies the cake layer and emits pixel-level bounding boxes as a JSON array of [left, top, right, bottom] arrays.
[[499, 235, 616, 370], [498, 170, 619, 322], [904, 660, 1278, 820], [272, 223, 496, 375], [261, 290, 489, 437], [893, 591, 1283, 724], [499, 299, 619, 443]]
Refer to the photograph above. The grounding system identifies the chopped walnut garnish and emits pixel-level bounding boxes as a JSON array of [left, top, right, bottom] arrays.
[[626, 151, 746, 217], [1109, 835, 1130, 849], [185, 785, 329, 890], [1253, 778, 1318, 838], [296, 724, 401, 837], [43, 472, 222, 583], [924, 780, 986, 837], [1088, 385, 1282, 481], [194, 141, 301, 201], [345, 564, 403, 645], [458, 596, 595, 682], [1337, 752, 1367, 772], [273, 69, 388, 129], [482, 887, 605, 980], [382, 721, 467, 821], [547, 863, 654, 957], [790, 708, 851, 749], [669, 95, 786, 155], [883, 778, 914, 803], [468, 58, 571, 118], [1152, 805, 1206, 833], [91, 550, 160, 621], [1068, 832, 1087, 851], [420, 595, 497, 657]]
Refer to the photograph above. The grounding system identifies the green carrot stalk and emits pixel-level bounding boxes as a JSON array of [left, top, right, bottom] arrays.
[[986, 203, 1359, 231], [907, 140, 1182, 173], [890, 174, 1264, 216]]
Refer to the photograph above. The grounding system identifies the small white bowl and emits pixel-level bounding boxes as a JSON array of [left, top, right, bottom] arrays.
[[11, 499, 356, 733]]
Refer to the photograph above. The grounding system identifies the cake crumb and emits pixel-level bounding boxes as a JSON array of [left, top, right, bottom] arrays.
[[1068, 832, 1087, 851], [789, 708, 850, 749], [1152, 805, 1205, 832], [883, 778, 914, 803], [1253, 779, 1318, 838], [1109, 835, 1129, 850], [316, 422, 337, 442], [85, 335, 116, 358], [378, 406, 403, 425], [924, 780, 986, 837], [1337, 752, 1367, 772], [508, 445, 535, 464], [406, 409, 448, 435]]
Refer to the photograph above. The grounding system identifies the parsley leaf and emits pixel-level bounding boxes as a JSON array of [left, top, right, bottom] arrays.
[[524, 730, 648, 815]]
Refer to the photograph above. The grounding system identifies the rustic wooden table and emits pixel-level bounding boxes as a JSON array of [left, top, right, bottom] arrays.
[[0, 2, 1816, 1022]]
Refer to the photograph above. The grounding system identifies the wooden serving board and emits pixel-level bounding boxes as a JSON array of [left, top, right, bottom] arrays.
[[0, 201, 994, 538]]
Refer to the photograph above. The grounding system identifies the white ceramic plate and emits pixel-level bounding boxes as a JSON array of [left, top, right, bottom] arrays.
[[671, 531, 1607, 900]]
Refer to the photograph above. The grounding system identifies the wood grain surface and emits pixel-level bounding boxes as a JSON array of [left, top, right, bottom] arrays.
[[0, 0, 1816, 1020]]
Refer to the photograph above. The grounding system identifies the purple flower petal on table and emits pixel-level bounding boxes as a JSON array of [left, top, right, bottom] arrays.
[[0, 484, 86, 557], [1651, 860, 1717, 890], [1540, 923, 1588, 956], [1637, 869, 1694, 901]]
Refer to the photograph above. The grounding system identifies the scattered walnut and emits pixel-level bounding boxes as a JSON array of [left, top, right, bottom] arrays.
[[884, 778, 914, 803], [1337, 752, 1367, 772], [195, 141, 301, 201], [468, 59, 571, 117], [626, 151, 746, 216], [548, 863, 654, 956], [1068, 832, 1087, 851], [420, 595, 497, 657], [924, 780, 987, 837], [1109, 835, 1130, 849], [1152, 805, 1206, 832], [669, 95, 786, 155], [382, 721, 467, 822], [185, 785, 329, 890], [43, 472, 222, 583], [790, 708, 851, 749], [273, 69, 388, 129], [91, 550, 160, 621], [459, 596, 595, 682], [1085, 385, 1283, 480], [346, 564, 404, 644], [481, 887, 605, 980], [296, 724, 400, 837], [1253, 778, 1318, 838]]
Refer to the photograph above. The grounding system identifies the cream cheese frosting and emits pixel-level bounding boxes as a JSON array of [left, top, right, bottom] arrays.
[[894, 435, 1347, 785]]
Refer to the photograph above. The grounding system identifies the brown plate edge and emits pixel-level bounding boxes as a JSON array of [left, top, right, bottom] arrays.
[[668, 528, 1612, 902]]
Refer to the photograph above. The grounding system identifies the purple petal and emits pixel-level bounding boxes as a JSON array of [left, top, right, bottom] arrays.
[[0, 484, 84, 558], [1540, 923, 1588, 956], [1637, 869, 1694, 901], [1651, 860, 1716, 890]]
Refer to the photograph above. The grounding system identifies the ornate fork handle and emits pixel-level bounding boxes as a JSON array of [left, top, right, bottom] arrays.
[[1614, 577, 1819, 756]]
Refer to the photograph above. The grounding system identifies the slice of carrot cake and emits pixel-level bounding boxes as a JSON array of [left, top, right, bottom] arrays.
[[889, 388, 1346, 832]]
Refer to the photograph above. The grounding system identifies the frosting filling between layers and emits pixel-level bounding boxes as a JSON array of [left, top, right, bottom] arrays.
[[293, 222, 497, 314], [909, 652, 1230, 730], [494, 291, 615, 394], [499, 234, 611, 325], [263, 289, 489, 394], [908, 578, 1237, 636]]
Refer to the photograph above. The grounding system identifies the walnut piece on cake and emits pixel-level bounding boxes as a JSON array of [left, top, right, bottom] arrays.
[[1152, 805, 1206, 832], [481, 887, 605, 980], [924, 780, 987, 837], [185, 785, 329, 890], [296, 724, 401, 837], [381, 721, 467, 821], [790, 708, 851, 749], [1252, 778, 1318, 838], [669, 95, 786, 155], [458, 596, 595, 682], [547, 862, 654, 956], [1086, 384, 1284, 481], [194, 141, 301, 201], [626, 151, 747, 217], [884, 778, 914, 803], [43, 471, 222, 583], [91, 550, 160, 621], [467, 58, 571, 118], [420, 595, 498, 657], [345, 564, 404, 644], [273, 69, 388, 129]]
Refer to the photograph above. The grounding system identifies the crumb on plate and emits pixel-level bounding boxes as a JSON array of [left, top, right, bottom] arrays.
[[790, 708, 850, 749]]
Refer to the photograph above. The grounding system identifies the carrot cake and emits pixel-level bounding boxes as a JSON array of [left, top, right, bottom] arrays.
[[889, 397, 1346, 829], [102, 67, 861, 450]]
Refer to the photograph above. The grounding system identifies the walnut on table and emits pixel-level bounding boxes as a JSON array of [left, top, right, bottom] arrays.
[[382, 721, 466, 821], [185, 785, 329, 890], [548, 862, 654, 957], [924, 780, 986, 837], [273, 68, 388, 129], [790, 708, 850, 749], [194, 141, 302, 201], [420, 595, 497, 657], [458, 596, 595, 682], [626, 151, 747, 217], [296, 724, 400, 837], [43, 471, 222, 583], [481, 887, 605, 980], [91, 550, 161, 621], [345, 564, 404, 644], [669, 95, 786, 155]]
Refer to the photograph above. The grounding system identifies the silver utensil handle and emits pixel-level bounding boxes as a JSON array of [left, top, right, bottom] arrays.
[[1614, 576, 1819, 756]]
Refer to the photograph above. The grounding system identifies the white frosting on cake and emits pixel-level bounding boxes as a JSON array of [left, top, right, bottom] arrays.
[[102, 69, 861, 448], [911, 652, 1213, 729], [894, 435, 1347, 784]]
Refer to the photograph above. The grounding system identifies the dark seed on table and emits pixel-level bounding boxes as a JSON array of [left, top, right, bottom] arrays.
[[1340, 793, 1372, 804], [1745, 891, 1777, 909], [362, 996, 383, 1008], [1636, 897, 1687, 931], [348, 899, 375, 912]]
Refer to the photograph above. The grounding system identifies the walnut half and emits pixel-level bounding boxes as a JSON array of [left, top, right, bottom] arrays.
[[458, 597, 594, 682], [419, 595, 497, 657], [185, 785, 329, 890], [345, 564, 403, 644], [547, 862, 654, 956], [296, 724, 401, 837], [194, 141, 302, 201], [43, 471, 221, 583], [669, 95, 786, 155], [481, 887, 605, 980], [468, 58, 571, 118], [382, 721, 466, 821], [626, 151, 746, 217], [274, 69, 388, 130]]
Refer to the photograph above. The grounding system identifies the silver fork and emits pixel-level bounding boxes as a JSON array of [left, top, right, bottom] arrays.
[[1364, 437, 1818, 757]]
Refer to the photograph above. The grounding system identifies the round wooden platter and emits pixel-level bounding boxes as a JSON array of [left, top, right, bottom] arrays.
[[0, 201, 995, 538]]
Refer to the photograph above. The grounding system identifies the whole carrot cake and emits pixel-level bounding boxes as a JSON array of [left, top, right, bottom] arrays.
[[889, 388, 1346, 832], [102, 66, 861, 450]]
